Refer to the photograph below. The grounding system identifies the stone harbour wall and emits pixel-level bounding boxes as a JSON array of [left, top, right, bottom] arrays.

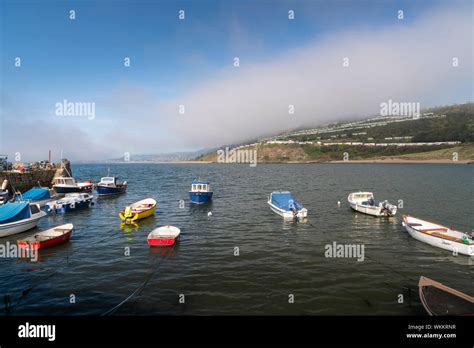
[[0, 159, 72, 193]]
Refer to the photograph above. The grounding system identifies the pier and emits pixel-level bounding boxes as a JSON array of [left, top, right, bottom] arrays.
[[0, 159, 72, 193]]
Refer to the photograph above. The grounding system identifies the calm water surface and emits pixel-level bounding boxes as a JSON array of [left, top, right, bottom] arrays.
[[0, 163, 472, 315]]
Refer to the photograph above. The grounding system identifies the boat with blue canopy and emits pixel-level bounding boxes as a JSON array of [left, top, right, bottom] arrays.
[[0, 201, 47, 237], [268, 191, 308, 219], [17, 187, 58, 207], [189, 180, 213, 204]]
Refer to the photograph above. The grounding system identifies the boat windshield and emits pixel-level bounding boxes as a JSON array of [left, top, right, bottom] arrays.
[[56, 178, 75, 185], [192, 183, 210, 191], [30, 204, 40, 214], [354, 193, 372, 199]]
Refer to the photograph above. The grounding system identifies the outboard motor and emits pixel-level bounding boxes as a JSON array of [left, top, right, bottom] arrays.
[[288, 199, 298, 219], [381, 200, 397, 216]]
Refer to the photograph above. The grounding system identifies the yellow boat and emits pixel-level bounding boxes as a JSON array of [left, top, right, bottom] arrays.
[[119, 198, 156, 223]]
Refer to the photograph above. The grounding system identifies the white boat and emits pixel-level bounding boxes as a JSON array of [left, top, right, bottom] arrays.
[[147, 225, 181, 247], [268, 191, 308, 220], [402, 215, 474, 256], [347, 192, 397, 217], [0, 202, 47, 238], [46, 193, 94, 214]]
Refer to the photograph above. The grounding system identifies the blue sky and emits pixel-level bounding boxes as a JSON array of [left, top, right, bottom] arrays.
[[1, 0, 472, 161]]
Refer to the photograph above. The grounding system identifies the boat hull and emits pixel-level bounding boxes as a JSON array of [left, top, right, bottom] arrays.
[[418, 276, 474, 316], [147, 225, 181, 247], [349, 202, 392, 217], [189, 191, 213, 204], [403, 220, 473, 256], [96, 185, 127, 196], [17, 229, 72, 250], [0, 213, 46, 238], [119, 205, 156, 222], [54, 185, 92, 194], [147, 236, 179, 247], [267, 200, 307, 219], [62, 200, 91, 213], [49, 199, 92, 214]]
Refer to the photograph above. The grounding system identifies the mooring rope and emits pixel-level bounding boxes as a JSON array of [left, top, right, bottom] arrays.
[[101, 243, 177, 315], [3, 228, 125, 314]]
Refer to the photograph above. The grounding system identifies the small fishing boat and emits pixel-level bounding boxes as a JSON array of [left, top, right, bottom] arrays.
[[347, 192, 397, 217], [0, 202, 47, 238], [17, 223, 74, 250], [45, 193, 94, 214], [17, 187, 59, 207], [268, 191, 308, 219], [189, 180, 213, 204], [147, 225, 181, 247], [53, 176, 94, 194], [418, 276, 474, 316], [402, 215, 474, 256], [95, 176, 127, 196], [119, 198, 156, 223]]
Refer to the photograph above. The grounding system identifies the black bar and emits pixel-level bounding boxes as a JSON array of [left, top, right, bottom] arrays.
[[0, 316, 472, 346]]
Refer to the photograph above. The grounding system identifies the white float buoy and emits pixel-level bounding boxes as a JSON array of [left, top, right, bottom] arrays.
[[207, 211, 212, 217], [337, 201, 341, 206]]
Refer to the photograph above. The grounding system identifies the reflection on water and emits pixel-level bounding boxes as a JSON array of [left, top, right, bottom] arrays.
[[0, 163, 472, 315], [119, 216, 158, 240], [148, 243, 180, 258]]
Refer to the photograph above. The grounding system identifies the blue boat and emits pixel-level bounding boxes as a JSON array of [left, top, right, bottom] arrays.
[[45, 193, 93, 214], [95, 177, 128, 196], [267, 191, 308, 219], [17, 187, 58, 207], [189, 180, 213, 204]]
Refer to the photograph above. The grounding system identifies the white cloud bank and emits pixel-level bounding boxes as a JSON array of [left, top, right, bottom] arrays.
[[158, 4, 472, 149], [2, 3, 472, 161]]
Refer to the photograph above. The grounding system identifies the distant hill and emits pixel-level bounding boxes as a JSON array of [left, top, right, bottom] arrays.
[[108, 148, 214, 163], [277, 103, 474, 143], [196, 103, 474, 163]]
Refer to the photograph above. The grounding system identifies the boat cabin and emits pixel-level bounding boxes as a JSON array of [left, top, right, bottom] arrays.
[[99, 177, 117, 187], [351, 192, 373, 200], [54, 177, 76, 186], [350, 192, 374, 202], [191, 181, 211, 192]]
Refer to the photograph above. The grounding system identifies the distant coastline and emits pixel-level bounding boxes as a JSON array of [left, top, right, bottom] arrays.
[[175, 159, 472, 165]]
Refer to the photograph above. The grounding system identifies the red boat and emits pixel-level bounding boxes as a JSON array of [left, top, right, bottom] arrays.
[[17, 223, 73, 250], [147, 225, 181, 247]]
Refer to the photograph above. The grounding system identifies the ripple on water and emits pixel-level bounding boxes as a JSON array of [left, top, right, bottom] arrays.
[[0, 163, 472, 315]]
